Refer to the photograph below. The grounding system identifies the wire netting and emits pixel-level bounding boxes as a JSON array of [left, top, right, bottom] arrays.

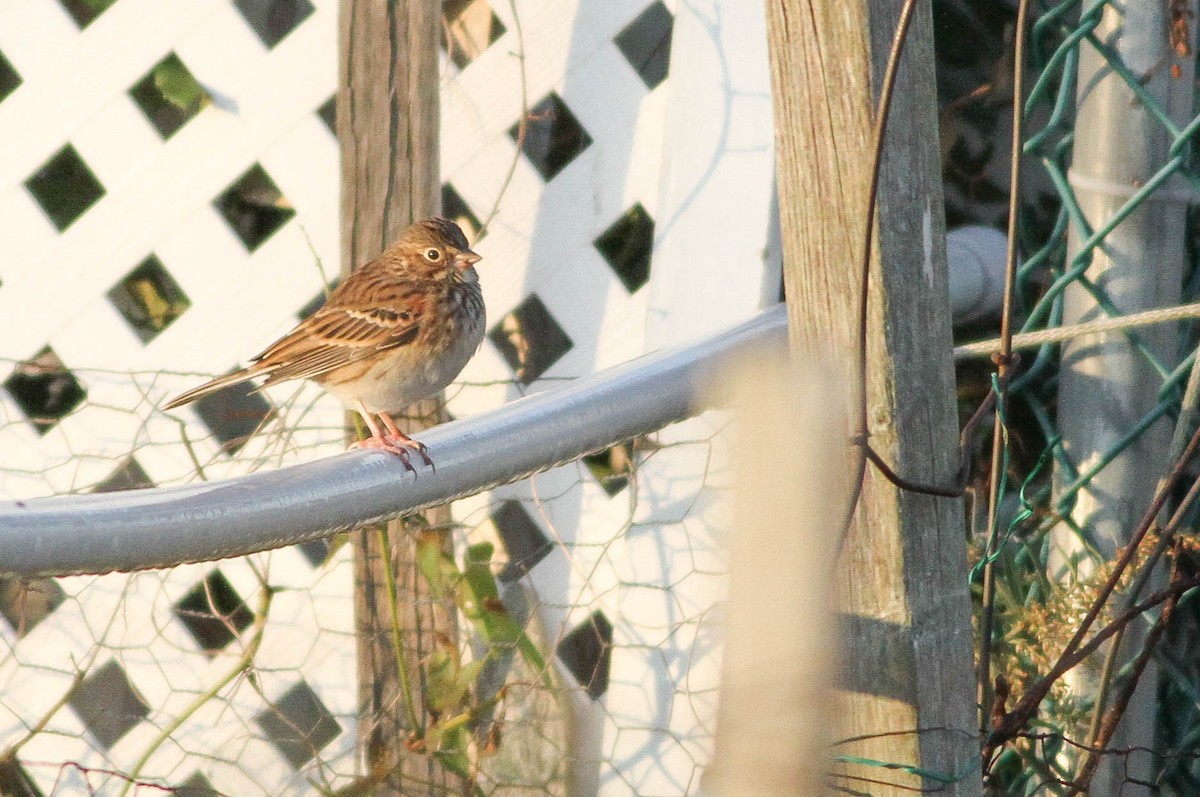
[[0, 362, 733, 796], [942, 0, 1200, 794], [0, 0, 745, 794], [8, 0, 1200, 794]]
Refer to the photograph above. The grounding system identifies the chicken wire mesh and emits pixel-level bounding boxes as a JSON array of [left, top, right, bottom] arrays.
[[13, 0, 1200, 794], [0, 0, 774, 795]]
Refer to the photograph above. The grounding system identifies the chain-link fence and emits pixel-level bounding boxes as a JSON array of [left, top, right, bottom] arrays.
[[944, 1, 1200, 794]]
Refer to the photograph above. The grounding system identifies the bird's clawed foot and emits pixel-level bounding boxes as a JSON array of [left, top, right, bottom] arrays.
[[352, 434, 431, 473], [352, 404, 435, 473]]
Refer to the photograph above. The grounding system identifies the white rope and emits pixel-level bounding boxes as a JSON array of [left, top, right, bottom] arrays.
[[954, 302, 1200, 360]]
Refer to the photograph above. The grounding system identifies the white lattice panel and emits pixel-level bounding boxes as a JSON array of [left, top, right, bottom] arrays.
[[0, 0, 775, 794]]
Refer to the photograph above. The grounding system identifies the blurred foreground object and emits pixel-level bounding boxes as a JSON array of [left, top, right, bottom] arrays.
[[706, 355, 845, 797]]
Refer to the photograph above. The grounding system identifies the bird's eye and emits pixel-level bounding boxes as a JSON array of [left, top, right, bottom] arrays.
[[424, 248, 442, 262]]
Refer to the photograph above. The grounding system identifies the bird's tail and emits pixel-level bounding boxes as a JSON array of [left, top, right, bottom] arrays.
[[163, 367, 260, 410]]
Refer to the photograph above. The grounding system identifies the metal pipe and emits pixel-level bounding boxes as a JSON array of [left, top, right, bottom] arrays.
[[1052, 3, 1197, 795], [0, 306, 788, 578]]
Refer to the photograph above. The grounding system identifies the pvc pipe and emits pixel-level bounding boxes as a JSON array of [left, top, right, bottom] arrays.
[[946, 225, 1008, 326]]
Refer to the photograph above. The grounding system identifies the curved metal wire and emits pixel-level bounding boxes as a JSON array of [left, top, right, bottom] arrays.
[[0, 306, 788, 578]]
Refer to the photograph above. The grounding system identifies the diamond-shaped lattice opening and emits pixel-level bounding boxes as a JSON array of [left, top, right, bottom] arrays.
[[491, 500, 552, 582], [583, 442, 633, 497], [317, 95, 336, 136], [0, 756, 44, 797], [4, 347, 86, 435], [297, 538, 331, 567], [25, 145, 105, 231], [508, 93, 592, 182], [94, 457, 154, 492], [189, 378, 274, 456], [108, 255, 192, 343], [256, 680, 341, 769], [174, 569, 254, 656], [443, 0, 506, 69], [595, 203, 655, 293], [70, 660, 150, 750], [297, 283, 336, 320], [214, 164, 295, 252], [176, 773, 218, 797], [557, 611, 613, 700], [615, 1, 673, 89], [0, 51, 21, 104], [442, 183, 481, 242], [60, 0, 117, 28], [488, 294, 573, 384], [0, 577, 65, 637], [129, 52, 209, 139], [235, 0, 314, 49]]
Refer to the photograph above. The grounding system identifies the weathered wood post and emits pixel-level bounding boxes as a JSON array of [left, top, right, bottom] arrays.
[[764, 1, 981, 794], [337, 3, 456, 794]]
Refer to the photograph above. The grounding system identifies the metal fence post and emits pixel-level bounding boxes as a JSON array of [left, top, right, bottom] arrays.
[[1054, 4, 1198, 794]]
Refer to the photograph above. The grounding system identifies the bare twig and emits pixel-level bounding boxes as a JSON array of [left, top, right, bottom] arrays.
[[1083, 336, 1200, 748], [476, 0, 528, 240], [1067, 551, 1185, 795]]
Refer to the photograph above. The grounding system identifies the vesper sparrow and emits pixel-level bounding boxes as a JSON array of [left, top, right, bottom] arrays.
[[164, 217, 485, 470]]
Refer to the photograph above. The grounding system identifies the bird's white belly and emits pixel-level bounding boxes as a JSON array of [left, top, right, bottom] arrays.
[[325, 318, 485, 414]]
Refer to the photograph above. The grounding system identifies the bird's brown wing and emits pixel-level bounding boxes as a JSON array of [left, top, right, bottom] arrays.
[[254, 270, 432, 386]]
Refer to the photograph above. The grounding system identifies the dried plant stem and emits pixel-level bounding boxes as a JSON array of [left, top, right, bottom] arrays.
[[984, 422, 1200, 765], [477, 0, 528, 240], [119, 582, 274, 797]]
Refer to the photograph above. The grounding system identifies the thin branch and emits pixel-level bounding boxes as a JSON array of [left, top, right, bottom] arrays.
[[119, 580, 274, 797], [1067, 555, 1184, 795], [476, 0, 528, 240]]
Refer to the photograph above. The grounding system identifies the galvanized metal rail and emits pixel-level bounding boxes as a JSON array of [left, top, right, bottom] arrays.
[[0, 306, 788, 578]]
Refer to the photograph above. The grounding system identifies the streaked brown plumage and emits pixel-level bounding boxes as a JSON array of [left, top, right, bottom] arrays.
[[164, 217, 485, 470]]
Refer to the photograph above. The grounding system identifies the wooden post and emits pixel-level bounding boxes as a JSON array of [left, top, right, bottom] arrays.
[[765, 2, 980, 795], [337, 2, 456, 794]]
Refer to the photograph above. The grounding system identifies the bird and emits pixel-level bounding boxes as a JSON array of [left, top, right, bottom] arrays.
[[164, 216, 485, 471]]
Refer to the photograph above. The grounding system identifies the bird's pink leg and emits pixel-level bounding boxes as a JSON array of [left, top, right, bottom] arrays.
[[349, 400, 432, 471], [378, 411, 434, 468], [354, 403, 389, 441]]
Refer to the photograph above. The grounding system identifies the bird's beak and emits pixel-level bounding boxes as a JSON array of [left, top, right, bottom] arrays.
[[455, 249, 482, 269]]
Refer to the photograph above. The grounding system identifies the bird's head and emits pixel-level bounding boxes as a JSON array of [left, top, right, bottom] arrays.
[[382, 217, 481, 281]]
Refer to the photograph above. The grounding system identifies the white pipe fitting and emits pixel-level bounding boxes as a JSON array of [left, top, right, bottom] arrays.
[[946, 225, 1009, 326]]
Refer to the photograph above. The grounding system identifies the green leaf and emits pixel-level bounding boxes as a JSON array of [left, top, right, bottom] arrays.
[[457, 542, 552, 689], [153, 56, 210, 113], [416, 534, 450, 600], [425, 646, 485, 716], [431, 722, 476, 784], [424, 647, 459, 714]]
